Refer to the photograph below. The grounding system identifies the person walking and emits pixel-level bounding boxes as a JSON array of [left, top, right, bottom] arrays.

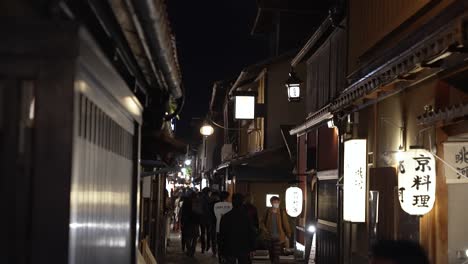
[[214, 191, 232, 263], [243, 193, 259, 263], [243, 193, 259, 233], [262, 196, 291, 264], [199, 187, 213, 254], [219, 193, 256, 264], [180, 194, 200, 257], [209, 191, 220, 257]]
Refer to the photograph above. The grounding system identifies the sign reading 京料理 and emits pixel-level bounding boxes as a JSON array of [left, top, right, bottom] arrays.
[[398, 148, 436, 215], [343, 139, 367, 222], [443, 142, 468, 184], [285, 186, 303, 217]]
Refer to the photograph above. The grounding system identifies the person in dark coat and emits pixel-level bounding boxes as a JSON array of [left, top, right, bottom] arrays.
[[199, 187, 213, 253], [243, 193, 259, 232], [209, 191, 220, 257], [180, 194, 200, 257], [219, 193, 256, 264]]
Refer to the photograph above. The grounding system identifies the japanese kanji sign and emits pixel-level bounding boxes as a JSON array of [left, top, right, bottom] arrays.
[[285, 187, 303, 217], [398, 148, 436, 215], [344, 139, 367, 222], [443, 142, 468, 184]]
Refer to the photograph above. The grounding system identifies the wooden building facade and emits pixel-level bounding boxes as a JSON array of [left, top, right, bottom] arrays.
[[290, 0, 468, 263]]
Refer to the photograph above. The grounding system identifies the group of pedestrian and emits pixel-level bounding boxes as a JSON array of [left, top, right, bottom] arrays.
[[176, 187, 222, 258], [173, 186, 291, 264], [171, 187, 432, 264]]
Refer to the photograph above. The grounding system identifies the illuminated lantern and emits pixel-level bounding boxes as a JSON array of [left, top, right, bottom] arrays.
[[200, 123, 214, 136], [343, 139, 367, 222], [284, 69, 302, 102], [285, 186, 303, 217], [398, 148, 436, 215]]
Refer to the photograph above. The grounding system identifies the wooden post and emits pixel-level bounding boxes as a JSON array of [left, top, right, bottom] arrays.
[[419, 127, 448, 264]]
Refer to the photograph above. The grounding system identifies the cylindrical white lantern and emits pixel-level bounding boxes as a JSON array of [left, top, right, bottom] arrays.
[[343, 139, 367, 222], [398, 148, 436, 215], [285, 186, 303, 217]]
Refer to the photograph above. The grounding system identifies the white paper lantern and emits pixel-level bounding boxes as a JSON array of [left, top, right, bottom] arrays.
[[343, 139, 367, 222], [285, 186, 303, 217], [398, 148, 436, 215]]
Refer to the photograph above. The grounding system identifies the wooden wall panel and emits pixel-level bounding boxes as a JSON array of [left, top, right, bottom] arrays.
[[306, 58, 318, 114], [369, 167, 397, 240], [318, 126, 338, 171], [420, 128, 448, 264], [298, 135, 308, 228], [348, 0, 433, 73], [330, 26, 347, 98]]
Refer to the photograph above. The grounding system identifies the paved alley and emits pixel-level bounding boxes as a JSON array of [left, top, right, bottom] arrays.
[[164, 232, 298, 264], [164, 232, 218, 264]]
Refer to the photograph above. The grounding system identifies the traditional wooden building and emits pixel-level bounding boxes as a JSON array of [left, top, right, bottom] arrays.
[[0, 1, 185, 263], [213, 52, 306, 218], [289, 10, 347, 263], [291, 0, 468, 263]]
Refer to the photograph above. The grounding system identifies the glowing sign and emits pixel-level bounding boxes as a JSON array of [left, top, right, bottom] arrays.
[[398, 148, 436, 215], [285, 186, 303, 217], [235, 95, 255, 119], [343, 139, 367, 222]]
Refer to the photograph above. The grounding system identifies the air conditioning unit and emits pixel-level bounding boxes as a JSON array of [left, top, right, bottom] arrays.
[[221, 144, 234, 162]]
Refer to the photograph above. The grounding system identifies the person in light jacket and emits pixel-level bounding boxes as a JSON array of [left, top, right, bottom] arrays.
[[261, 196, 291, 264]]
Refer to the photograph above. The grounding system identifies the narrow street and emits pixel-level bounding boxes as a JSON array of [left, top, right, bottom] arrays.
[[2, 1, 468, 263]]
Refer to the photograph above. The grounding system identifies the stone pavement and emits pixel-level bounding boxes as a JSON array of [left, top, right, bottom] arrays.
[[163, 232, 299, 264], [163, 232, 218, 264]]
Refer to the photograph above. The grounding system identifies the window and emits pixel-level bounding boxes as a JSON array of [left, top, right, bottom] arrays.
[[266, 194, 280, 207]]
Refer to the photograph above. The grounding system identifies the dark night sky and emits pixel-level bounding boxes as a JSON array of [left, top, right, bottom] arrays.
[[167, 1, 268, 143]]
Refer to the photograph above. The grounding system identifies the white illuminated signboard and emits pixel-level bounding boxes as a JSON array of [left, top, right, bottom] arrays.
[[398, 148, 436, 215], [443, 142, 468, 183], [235, 95, 255, 120], [285, 187, 303, 217], [343, 139, 367, 222]]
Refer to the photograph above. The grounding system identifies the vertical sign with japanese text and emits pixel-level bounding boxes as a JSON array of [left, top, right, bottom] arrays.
[[286, 186, 303, 217], [398, 148, 436, 215], [344, 139, 367, 222], [443, 142, 468, 184]]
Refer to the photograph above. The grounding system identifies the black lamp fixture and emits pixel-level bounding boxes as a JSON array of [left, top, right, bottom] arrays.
[[285, 68, 302, 102]]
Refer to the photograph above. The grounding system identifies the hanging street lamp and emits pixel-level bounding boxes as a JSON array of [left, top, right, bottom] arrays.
[[285, 68, 302, 102], [199, 123, 214, 137]]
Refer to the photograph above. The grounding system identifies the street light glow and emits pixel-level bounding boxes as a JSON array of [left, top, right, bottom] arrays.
[[200, 124, 214, 136], [184, 159, 192, 166], [307, 225, 316, 233]]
